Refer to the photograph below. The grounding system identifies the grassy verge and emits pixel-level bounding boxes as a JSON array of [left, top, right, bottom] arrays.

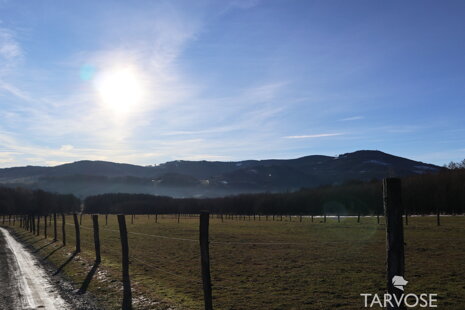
[[5, 215, 465, 309]]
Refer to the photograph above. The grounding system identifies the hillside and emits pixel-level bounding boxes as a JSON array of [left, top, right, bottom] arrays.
[[0, 150, 442, 198]]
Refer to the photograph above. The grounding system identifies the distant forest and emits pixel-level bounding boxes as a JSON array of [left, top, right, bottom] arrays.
[[1, 165, 464, 216], [84, 166, 465, 216], [0, 188, 80, 215]]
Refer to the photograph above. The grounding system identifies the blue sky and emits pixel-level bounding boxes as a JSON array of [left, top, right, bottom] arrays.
[[0, 0, 464, 167]]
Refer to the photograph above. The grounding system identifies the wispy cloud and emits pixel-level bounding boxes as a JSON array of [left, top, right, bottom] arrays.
[[340, 116, 364, 121], [284, 133, 344, 139], [0, 26, 21, 61]]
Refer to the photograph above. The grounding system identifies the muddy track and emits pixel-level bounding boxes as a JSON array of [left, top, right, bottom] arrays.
[[0, 227, 100, 310]]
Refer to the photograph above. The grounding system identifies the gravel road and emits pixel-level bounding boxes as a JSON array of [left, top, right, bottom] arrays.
[[0, 227, 100, 310]]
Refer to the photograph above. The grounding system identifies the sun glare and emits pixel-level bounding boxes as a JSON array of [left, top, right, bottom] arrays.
[[95, 66, 145, 115]]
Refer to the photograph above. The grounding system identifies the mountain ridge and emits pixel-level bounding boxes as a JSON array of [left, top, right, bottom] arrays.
[[0, 150, 443, 198]]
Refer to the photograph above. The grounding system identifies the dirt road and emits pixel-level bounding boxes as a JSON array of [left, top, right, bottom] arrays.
[[0, 227, 71, 310]]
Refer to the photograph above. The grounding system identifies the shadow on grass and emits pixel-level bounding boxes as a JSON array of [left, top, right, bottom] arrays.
[[17, 234, 36, 243], [53, 251, 77, 276], [43, 245, 65, 260], [78, 261, 100, 294], [33, 240, 56, 253]]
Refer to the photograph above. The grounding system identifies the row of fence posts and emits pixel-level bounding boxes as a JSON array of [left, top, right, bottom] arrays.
[[0, 177, 424, 309], [2, 207, 445, 228], [12, 211, 212, 310]]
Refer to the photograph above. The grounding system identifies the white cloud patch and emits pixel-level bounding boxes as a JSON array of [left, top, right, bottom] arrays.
[[59, 144, 74, 152]]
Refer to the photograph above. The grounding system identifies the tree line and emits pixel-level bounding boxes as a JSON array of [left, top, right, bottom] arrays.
[[84, 167, 465, 215], [1, 165, 464, 216], [0, 187, 80, 215]]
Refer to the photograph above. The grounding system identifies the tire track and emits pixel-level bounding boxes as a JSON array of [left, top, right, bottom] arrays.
[[0, 227, 71, 310]]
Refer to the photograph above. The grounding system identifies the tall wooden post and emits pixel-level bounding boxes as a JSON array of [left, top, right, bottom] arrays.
[[117, 215, 132, 310], [32, 215, 36, 234], [53, 213, 57, 241], [73, 214, 81, 253], [383, 178, 405, 310], [199, 211, 213, 310], [105, 214, 108, 226], [61, 214, 66, 246], [37, 215, 41, 236], [92, 215, 101, 263], [44, 215, 47, 238]]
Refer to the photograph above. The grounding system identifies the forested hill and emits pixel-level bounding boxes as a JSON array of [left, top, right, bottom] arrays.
[[0, 150, 442, 198]]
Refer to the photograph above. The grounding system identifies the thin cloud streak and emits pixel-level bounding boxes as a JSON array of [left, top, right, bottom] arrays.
[[284, 133, 345, 139], [340, 116, 364, 121]]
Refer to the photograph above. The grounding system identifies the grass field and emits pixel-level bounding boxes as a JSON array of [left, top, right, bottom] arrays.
[[6, 215, 465, 309]]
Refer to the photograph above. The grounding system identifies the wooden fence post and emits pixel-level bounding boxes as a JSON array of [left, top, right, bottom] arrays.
[[117, 215, 132, 310], [53, 213, 57, 242], [383, 178, 405, 310], [105, 214, 108, 226], [199, 211, 213, 310], [44, 215, 47, 238], [37, 215, 41, 236], [62, 214, 66, 246], [32, 215, 36, 234], [73, 214, 81, 253], [92, 215, 101, 263]]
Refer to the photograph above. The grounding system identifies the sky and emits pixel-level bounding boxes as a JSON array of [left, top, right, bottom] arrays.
[[0, 0, 464, 167]]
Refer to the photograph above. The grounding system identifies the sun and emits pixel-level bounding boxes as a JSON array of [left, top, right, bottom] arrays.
[[95, 66, 144, 114]]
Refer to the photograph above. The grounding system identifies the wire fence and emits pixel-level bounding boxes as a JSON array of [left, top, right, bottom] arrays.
[[4, 210, 465, 310]]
